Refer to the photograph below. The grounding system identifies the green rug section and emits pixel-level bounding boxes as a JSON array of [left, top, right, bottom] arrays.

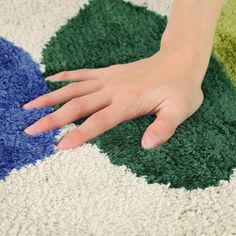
[[42, 0, 236, 190], [213, 0, 236, 86]]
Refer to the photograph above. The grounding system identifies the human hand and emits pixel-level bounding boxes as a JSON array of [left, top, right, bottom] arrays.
[[23, 45, 205, 150]]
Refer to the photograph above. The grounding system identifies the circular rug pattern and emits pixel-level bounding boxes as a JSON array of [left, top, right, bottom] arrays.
[[0, 37, 59, 180], [42, 0, 236, 190]]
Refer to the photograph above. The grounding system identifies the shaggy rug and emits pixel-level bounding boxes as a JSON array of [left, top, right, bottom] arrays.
[[0, 0, 235, 235]]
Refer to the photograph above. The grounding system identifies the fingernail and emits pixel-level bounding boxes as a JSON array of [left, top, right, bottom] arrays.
[[142, 133, 160, 149], [57, 139, 72, 150], [24, 123, 41, 135], [45, 76, 54, 81], [22, 102, 33, 109]]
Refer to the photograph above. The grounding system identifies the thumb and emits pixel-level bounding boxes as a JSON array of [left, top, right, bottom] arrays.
[[141, 104, 188, 149]]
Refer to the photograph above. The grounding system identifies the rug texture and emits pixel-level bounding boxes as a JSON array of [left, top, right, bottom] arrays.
[[0, 0, 236, 235]]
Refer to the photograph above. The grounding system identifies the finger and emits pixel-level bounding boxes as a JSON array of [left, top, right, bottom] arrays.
[[45, 68, 105, 82], [56, 104, 124, 150], [24, 91, 109, 136], [141, 101, 189, 149], [23, 80, 102, 109]]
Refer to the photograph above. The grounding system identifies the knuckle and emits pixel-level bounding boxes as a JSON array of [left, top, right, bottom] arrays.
[[38, 114, 58, 128], [108, 64, 122, 72], [66, 81, 75, 87], [67, 98, 84, 115], [66, 82, 78, 91], [88, 113, 107, 132], [91, 107, 118, 131], [167, 96, 190, 117], [97, 68, 107, 77], [97, 65, 122, 80], [79, 68, 89, 75], [68, 98, 78, 106], [91, 112, 104, 123], [101, 86, 113, 97], [81, 68, 96, 77], [129, 103, 144, 119], [158, 118, 177, 137], [39, 96, 52, 106], [128, 108, 138, 120], [113, 90, 142, 118], [106, 79, 122, 91], [57, 71, 68, 79], [175, 96, 189, 110], [119, 90, 140, 104]]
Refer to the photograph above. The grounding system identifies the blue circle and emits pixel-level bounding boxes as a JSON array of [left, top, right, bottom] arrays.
[[0, 37, 59, 180]]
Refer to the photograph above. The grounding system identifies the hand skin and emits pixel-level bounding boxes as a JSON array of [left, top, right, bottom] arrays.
[[23, 0, 225, 150]]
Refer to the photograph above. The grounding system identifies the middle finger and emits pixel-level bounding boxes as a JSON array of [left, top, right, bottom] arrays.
[[24, 90, 110, 135]]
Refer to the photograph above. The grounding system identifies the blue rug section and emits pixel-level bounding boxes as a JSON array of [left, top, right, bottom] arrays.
[[0, 37, 59, 180]]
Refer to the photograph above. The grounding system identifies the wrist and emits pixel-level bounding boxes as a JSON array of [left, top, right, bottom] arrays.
[[160, 30, 212, 65], [158, 0, 225, 83], [160, 31, 211, 71], [150, 34, 211, 87]]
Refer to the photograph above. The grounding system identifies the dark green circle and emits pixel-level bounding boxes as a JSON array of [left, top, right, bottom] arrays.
[[42, 0, 236, 190]]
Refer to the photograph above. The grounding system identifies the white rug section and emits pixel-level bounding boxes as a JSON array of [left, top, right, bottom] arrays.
[[124, 0, 173, 16], [0, 0, 89, 68], [0, 124, 236, 235]]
